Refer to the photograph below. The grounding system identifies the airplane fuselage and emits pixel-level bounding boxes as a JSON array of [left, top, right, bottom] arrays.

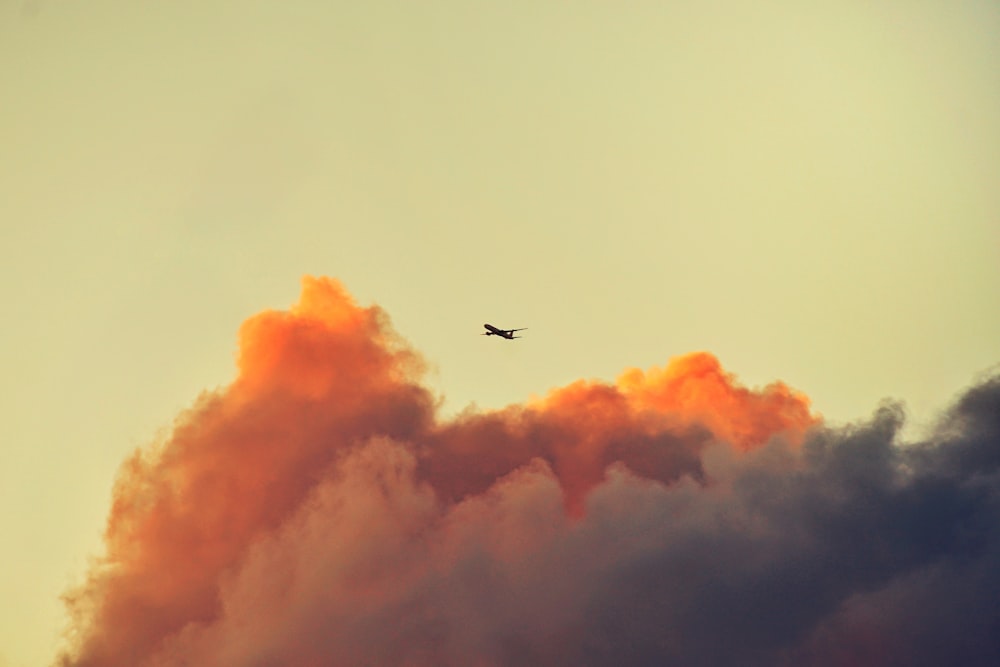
[[483, 323, 521, 339]]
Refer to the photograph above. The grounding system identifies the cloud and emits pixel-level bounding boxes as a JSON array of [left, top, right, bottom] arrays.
[[58, 277, 1000, 666]]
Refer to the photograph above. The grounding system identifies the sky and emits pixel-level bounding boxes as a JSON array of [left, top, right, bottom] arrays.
[[1, 1, 998, 665]]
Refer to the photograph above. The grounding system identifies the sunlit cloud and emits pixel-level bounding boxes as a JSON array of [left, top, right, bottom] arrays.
[[59, 277, 1000, 666]]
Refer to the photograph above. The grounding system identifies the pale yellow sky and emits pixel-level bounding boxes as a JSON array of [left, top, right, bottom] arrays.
[[2, 2, 998, 665]]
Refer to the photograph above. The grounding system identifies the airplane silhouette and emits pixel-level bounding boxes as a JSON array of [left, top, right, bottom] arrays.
[[482, 323, 526, 339]]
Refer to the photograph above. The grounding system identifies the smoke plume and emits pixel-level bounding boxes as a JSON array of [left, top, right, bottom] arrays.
[[59, 276, 1000, 666]]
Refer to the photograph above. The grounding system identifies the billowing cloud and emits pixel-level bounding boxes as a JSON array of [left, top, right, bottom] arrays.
[[59, 277, 999, 666]]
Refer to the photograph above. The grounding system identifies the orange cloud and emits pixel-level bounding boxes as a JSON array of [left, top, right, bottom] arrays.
[[617, 352, 817, 450], [424, 354, 815, 517], [59, 277, 998, 667], [62, 277, 435, 666]]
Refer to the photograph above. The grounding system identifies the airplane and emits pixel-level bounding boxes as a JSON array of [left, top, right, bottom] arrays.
[[482, 323, 527, 340]]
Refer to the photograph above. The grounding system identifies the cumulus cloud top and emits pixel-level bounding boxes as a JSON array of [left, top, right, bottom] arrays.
[[59, 277, 999, 666]]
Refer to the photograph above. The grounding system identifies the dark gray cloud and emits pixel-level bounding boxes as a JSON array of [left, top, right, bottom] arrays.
[[567, 392, 1000, 666]]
